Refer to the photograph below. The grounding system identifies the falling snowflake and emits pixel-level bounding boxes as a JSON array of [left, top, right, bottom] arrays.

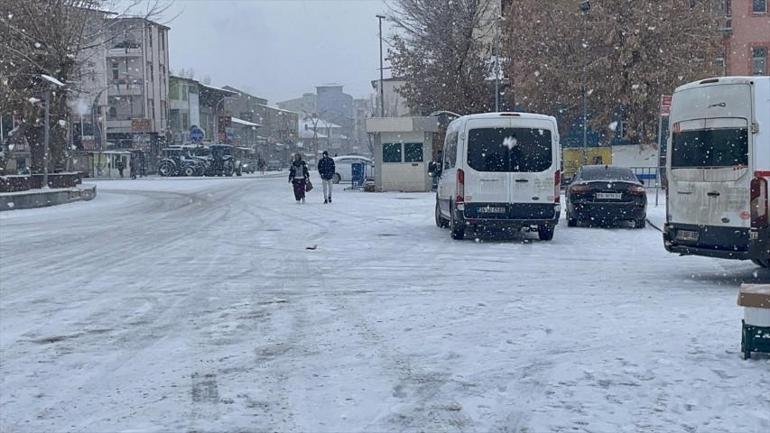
[[609, 121, 619, 131]]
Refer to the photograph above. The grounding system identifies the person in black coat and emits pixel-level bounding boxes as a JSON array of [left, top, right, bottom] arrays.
[[288, 153, 310, 203], [317, 151, 336, 204]]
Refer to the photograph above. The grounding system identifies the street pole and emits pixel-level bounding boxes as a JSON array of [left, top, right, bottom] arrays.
[[495, 16, 501, 112], [377, 14, 386, 118], [43, 90, 50, 189], [580, 1, 591, 166]]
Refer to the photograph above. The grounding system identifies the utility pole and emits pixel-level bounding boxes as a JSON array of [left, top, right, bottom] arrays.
[[43, 89, 50, 189], [495, 15, 502, 112], [580, 1, 591, 166], [377, 14, 386, 118]]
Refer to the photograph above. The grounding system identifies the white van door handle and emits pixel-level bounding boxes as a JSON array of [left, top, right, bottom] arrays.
[[707, 191, 720, 197], [677, 191, 693, 195], [515, 179, 529, 183]]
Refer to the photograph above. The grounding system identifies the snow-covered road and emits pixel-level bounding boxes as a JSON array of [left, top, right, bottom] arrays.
[[1, 176, 768, 433]]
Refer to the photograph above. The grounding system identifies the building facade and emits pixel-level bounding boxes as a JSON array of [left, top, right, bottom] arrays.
[[277, 93, 317, 115], [168, 75, 201, 144], [719, 0, 770, 76], [105, 17, 170, 151]]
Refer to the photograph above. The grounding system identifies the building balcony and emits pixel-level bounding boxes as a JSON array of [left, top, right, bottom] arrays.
[[107, 83, 145, 96], [108, 47, 143, 58]]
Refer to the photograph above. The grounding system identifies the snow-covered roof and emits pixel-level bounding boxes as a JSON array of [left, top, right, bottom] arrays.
[[299, 129, 327, 139], [231, 117, 261, 128], [199, 83, 238, 96], [300, 118, 342, 130]]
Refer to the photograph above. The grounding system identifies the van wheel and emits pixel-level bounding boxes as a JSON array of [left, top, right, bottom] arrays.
[[538, 225, 555, 241], [634, 218, 647, 229], [435, 200, 449, 228], [450, 204, 465, 240], [751, 259, 770, 268]]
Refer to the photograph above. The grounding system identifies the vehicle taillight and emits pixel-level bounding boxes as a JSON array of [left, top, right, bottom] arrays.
[[751, 176, 768, 228], [628, 185, 646, 195], [554, 170, 561, 203], [570, 184, 590, 193], [456, 168, 465, 204]]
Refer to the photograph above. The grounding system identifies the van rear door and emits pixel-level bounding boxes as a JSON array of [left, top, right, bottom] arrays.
[[669, 116, 751, 228], [463, 118, 512, 205], [505, 120, 557, 205]]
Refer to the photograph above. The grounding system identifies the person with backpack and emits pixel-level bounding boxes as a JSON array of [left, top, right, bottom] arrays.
[[288, 153, 310, 203], [317, 151, 336, 204]]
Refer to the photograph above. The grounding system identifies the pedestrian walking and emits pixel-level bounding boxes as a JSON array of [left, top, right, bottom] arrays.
[[317, 151, 336, 204], [116, 158, 125, 178], [289, 153, 310, 203]]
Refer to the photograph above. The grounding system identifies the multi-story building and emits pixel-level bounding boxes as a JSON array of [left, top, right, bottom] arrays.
[[70, 8, 112, 152], [717, 0, 770, 76], [316, 85, 354, 139], [277, 93, 317, 115], [352, 98, 373, 156], [371, 78, 412, 118], [168, 75, 201, 144], [105, 17, 170, 152]]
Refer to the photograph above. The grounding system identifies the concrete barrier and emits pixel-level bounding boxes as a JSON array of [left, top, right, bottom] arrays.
[[0, 184, 97, 211]]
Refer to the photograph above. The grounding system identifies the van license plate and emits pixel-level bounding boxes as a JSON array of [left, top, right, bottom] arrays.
[[596, 192, 622, 200], [479, 207, 506, 214], [676, 230, 699, 242]]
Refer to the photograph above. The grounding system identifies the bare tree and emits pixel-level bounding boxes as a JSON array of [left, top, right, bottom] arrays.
[[505, 0, 722, 143], [0, 0, 171, 175], [387, 0, 496, 115]]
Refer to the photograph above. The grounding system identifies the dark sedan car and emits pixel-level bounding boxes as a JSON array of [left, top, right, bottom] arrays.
[[566, 165, 647, 228]]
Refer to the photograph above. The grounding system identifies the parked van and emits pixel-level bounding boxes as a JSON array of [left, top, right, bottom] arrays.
[[434, 112, 561, 240], [664, 76, 770, 266]]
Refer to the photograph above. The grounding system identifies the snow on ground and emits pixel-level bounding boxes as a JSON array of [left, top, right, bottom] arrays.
[[1, 176, 768, 433]]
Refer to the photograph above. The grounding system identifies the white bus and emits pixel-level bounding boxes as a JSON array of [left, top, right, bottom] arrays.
[[664, 76, 770, 266]]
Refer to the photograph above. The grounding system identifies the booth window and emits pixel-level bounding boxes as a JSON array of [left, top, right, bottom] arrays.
[[383, 143, 402, 163], [404, 143, 423, 162]]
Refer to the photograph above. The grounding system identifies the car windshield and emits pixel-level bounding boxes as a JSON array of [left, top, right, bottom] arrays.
[[2, 1, 763, 432], [579, 166, 639, 182], [467, 127, 553, 172]]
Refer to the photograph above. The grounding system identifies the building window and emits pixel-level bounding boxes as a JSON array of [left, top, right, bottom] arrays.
[[754, 0, 767, 13], [148, 98, 154, 120], [182, 113, 189, 129], [753, 47, 767, 75], [160, 31, 165, 51], [383, 143, 402, 163], [147, 62, 153, 82], [715, 57, 726, 75], [111, 61, 119, 80], [724, 0, 732, 16], [108, 106, 117, 120], [404, 143, 423, 162], [148, 29, 153, 47]]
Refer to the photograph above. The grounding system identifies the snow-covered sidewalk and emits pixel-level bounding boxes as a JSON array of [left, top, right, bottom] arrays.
[[1, 176, 768, 433]]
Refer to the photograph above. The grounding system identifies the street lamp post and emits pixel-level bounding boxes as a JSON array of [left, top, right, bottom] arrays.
[[39, 74, 65, 189], [495, 15, 504, 112], [580, 1, 591, 166], [43, 89, 50, 189], [376, 14, 386, 118]]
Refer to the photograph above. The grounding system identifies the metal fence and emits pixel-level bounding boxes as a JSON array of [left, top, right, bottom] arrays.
[[629, 166, 665, 207]]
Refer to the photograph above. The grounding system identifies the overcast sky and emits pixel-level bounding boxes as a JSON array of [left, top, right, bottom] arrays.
[[158, 0, 392, 104]]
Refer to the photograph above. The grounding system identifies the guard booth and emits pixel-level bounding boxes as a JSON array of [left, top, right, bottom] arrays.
[[366, 117, 439, 192]]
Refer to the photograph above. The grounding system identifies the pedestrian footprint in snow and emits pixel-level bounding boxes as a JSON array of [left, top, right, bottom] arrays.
[[289, 153, 310, 204]]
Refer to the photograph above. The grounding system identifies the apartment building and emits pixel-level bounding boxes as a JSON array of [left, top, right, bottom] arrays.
[[718, 0, 770, 75], [105, 17, 170, 151]]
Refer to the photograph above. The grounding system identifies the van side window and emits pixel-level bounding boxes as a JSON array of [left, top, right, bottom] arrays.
[[443, 131, 458, 169]]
